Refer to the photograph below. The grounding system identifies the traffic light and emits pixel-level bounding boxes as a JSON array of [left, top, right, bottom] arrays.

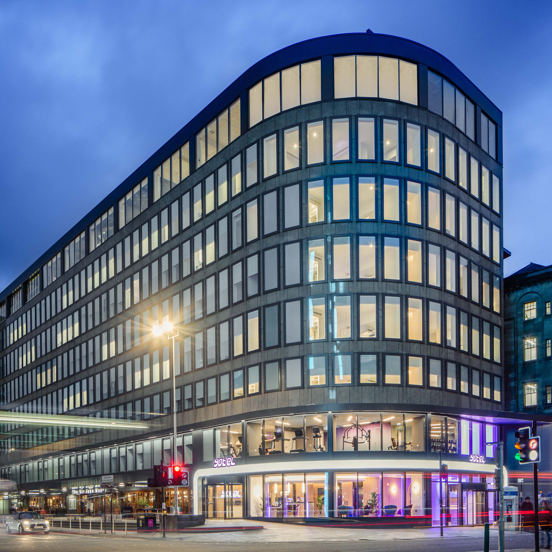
[[170, 464, 184, 486], [515, 427, 541, 464], [494, 467, 502, 489], [440, 462, 448, 479], [153, 464, 169, 486]]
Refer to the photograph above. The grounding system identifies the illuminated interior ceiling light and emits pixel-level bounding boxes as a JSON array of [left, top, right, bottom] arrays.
[[0, 412, 148, 430], [382, 416, 395, 422], [314, 417, 322, 423], [347, 415, 353, 422]]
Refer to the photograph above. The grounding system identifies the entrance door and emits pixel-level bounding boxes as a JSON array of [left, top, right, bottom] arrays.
[[226, 484, 243, 518], [463, 490, 487, 526], [206, 485, 225, 518], [206, 483, 242, 519]]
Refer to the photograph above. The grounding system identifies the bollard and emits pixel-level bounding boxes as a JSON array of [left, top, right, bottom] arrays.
[[100, 518, 102, 532], [125, 519, 127, 535], [484, 522, 490, 552], [69, 517, 71, 530], [90, 519, 92, 532], [60, 520, 63, 530], [79, 517, 81, 531]]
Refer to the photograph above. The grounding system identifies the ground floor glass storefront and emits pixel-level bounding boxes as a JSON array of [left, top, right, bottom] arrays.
[[201, 470, 496, 525]]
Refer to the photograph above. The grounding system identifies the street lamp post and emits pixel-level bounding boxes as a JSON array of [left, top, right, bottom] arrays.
[[153, 321, 179, 514]]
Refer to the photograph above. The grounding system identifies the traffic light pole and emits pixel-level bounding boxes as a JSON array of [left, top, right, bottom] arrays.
[[439, 451, 443, 537], [169, 331, 179, 516], [533, 420, 539, 552]]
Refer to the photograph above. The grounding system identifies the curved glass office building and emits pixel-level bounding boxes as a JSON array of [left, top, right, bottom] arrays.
[[0, 33, 507, 525]]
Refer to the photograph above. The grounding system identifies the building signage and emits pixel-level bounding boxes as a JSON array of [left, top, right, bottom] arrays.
[[213, 457, 236, 468], [220, 490, 241, 499], [469, 454, 485, 464], [101, 475, 115, 488]]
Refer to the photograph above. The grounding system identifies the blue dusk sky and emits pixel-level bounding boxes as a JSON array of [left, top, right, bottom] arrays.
[[1, 0, 551, 293]]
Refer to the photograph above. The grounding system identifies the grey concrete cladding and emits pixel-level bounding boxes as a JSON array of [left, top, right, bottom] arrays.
[[0, 33, 504, 462]]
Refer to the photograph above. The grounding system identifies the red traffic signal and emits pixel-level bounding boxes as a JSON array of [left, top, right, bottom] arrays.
[[173, 465, 181, 473]]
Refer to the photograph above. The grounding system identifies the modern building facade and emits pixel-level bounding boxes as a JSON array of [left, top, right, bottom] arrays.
[[505, 263, 552, 413], [0, 32, 511, 525]]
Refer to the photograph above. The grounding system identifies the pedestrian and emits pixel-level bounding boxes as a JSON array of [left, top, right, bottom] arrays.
[[540, 500, 552, 549], [521, 497, 534, 529]]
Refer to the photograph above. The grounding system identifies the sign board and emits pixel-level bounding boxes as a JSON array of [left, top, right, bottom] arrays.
[[167, 471, 189, 487], [469, 454, 485, 464], [101, 475, 114, 489], [213, 457, 236, 468]]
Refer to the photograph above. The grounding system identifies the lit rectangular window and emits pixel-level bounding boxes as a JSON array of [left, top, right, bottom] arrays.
[[308, 356, 326, 387], [472, 316, 480, 356], [427, 130, 440, 173], [383, 119, 399, 162], [193, 183, 202, 222], [470, 157, 479, 198], [358, 118, 375, 160], [263, 135, 277, 178], [384, 296, 401, 339], [264, 72, 280, 119], [524, 337, 537, 362], [246, 144, 258, 188], [492, 175, 500, 213], [308, 239, 325, 282], [333, 237, 351, 280], [358, 177, 375, 220], [308, 180, 324, 224], [471, 210, 480, 251], [408, 298, 423, 341], [246, 199, 258, 242], [284, 127, 300, 171], [247, 311, 259, 352], [334, 55, 355, 98], [383, 179, 400, 221], [429, 359, 441, 388], [428, 244, 441, 287], [445, 138, 455, 180], [427, 187, 441, 230], [332, 119, 350, 161], [282, 65, 300, 110], [492, 224, 501, 264], [446, 306, 457, 348], [445, 250, 456, 293], [445, 194, 456, 237], [308, 297, 326, 341], [458, 148, 468, 190], [406, 123, 421, 166], [524, 383, 537, 407], [459, 257, 468, 298], [429, 301, 441, 344], [307, 121, 324, 165], [332, 177, 350, 220], [384, 237, 400, 280], [333, 295, 351, 339], [358, 236, 376, 279], [359, 295, 376, 338], [406, 181, 421, 225], [407, 240, 422, 283], [217, 165, 228, 206]]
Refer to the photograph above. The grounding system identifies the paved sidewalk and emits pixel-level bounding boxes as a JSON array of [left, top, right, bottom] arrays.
[[51, 518, 510, 543]]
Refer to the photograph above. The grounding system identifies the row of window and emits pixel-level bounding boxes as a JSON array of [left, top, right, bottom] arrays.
[[4, 109, 501, 323], [1, 433, 193, 480], [3, 161, 502, 357], [1, 285, 502, 406], [3, 353, 501, 449], [2, 226, 502, 378]]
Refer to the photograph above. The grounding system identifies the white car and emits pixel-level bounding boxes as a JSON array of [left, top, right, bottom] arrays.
[[5, 512, 50, 534]]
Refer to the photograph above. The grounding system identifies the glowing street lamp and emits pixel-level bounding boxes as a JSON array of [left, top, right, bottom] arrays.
[[152, 321, 180, 513]]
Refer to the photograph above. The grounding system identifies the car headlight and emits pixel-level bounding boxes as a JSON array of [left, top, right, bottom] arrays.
[[45, 520, 50, 527], [23, 521, 30, 526]]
